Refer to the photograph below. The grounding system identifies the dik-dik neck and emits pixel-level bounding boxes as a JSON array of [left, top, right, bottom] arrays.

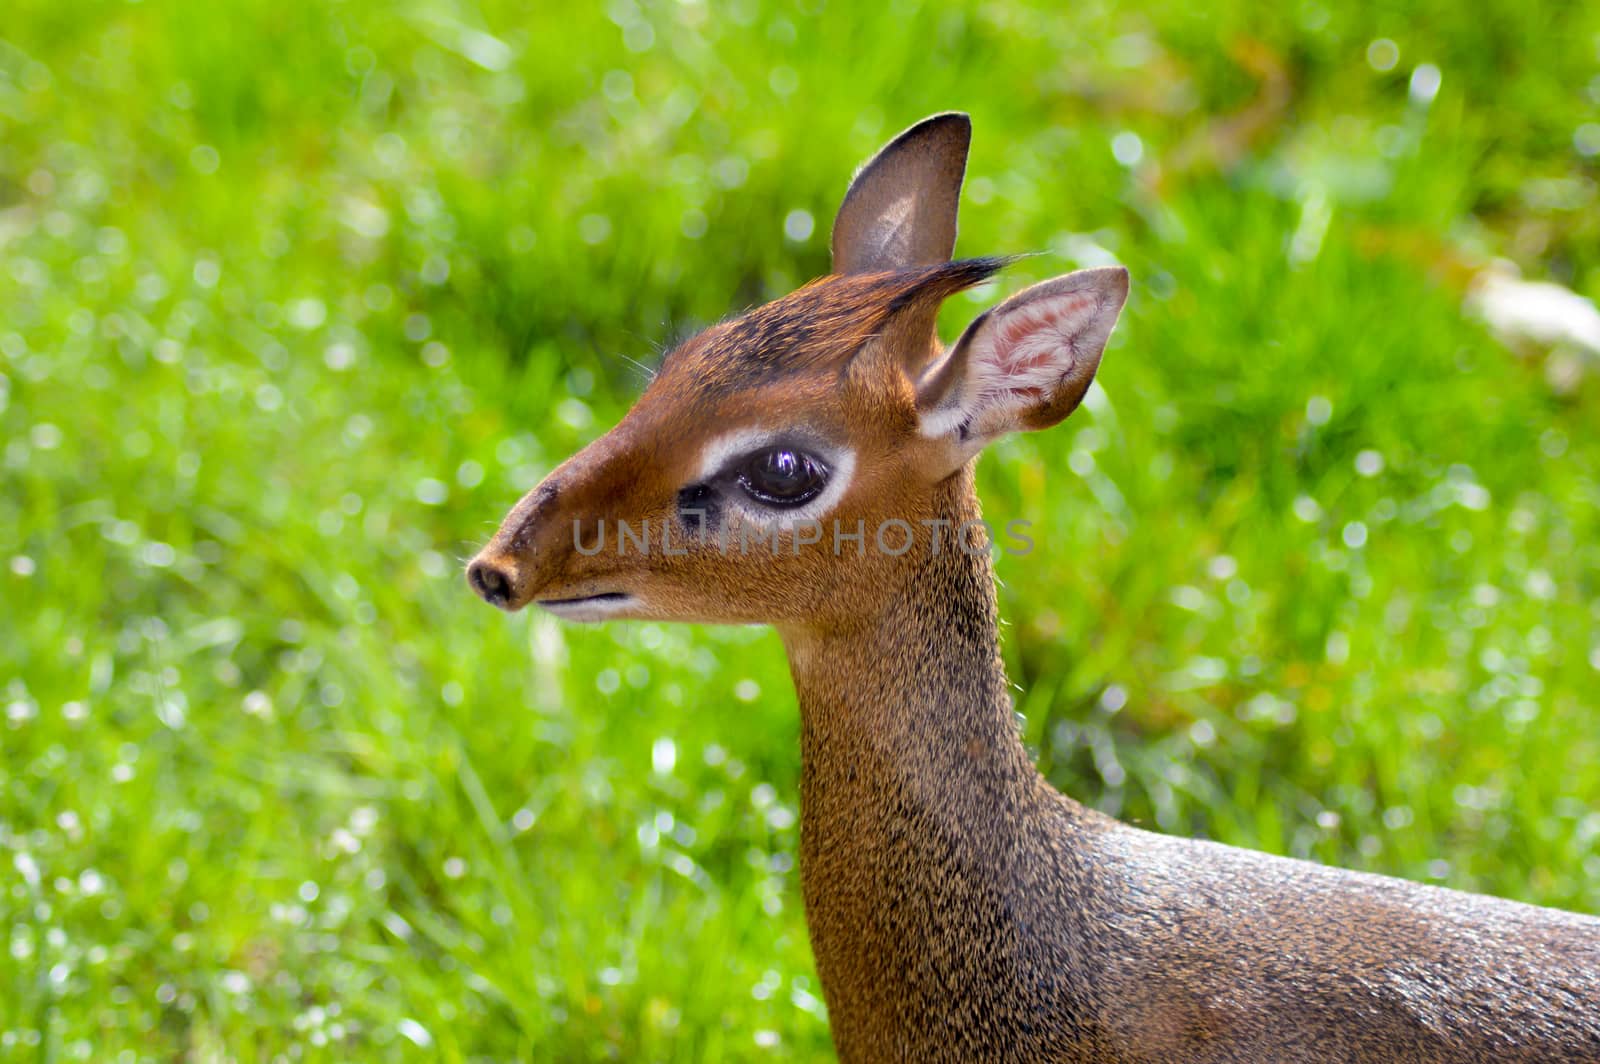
[[777, 468, 1085, 1037], [779, 467, 1041, 819]]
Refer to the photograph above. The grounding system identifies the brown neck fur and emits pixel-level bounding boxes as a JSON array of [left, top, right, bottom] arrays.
[[782, 466, 1035, 814], [778, 466, 1110, 1059]]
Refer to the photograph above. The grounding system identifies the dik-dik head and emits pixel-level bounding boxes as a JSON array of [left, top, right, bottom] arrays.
[[468, 113, 1127, 630]]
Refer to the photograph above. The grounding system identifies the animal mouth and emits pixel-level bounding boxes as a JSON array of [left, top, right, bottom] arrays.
[[537, 592, 630, 607], [535, 592, 635, 619]]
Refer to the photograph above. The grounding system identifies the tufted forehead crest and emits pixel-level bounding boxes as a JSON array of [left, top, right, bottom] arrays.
[[661, 257, 1010, 395]]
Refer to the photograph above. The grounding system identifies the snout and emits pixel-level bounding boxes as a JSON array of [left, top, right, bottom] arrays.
[[466, 480, 562, 612], [466, 426, 650, 615]]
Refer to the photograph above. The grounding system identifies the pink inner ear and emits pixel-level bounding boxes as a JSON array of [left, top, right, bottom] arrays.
[[921, 285, 1110, 441], [984, 292, 1096, 396]]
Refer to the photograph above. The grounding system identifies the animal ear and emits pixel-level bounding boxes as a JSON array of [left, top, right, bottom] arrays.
[[831, 113, 970, 275], [916, 267, 1129, 445]]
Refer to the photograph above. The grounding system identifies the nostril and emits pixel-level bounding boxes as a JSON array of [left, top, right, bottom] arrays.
[[467, 559, 513, 608]]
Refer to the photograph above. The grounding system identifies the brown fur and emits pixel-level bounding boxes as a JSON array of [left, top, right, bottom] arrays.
[[667, 258, 1009, 398], [468, 114, 1600, 1062]]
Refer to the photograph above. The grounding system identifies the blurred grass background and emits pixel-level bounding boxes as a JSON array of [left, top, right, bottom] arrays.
[[3, 0, 1600, 1058]]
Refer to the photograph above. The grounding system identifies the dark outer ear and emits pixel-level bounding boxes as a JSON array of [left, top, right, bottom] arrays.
[[831, 112, 970, 275]]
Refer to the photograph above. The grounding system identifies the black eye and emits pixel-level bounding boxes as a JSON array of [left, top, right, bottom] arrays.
[[738, 447, 828, 507]]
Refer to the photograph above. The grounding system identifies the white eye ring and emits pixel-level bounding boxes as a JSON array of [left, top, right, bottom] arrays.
[[695, 427, 857, 530]]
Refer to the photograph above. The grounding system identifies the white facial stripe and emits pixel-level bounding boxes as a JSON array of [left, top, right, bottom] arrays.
[[693, 426, 857, 530], [697, 427, 780, 481]]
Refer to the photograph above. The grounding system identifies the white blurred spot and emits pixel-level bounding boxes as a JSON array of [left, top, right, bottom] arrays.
[[782, 208, 814, 242], [1408, 64, 1441, 106], [578, 214, 612, 245], [712, 156, 749, 189], [1110, 131, 1144, 167], [1466, 261, 1600, 356], [1367, 38, 1399, 72], [1577, 124, 1600, 158], [288, 298, 326, 330], [143, 542, 176, 567], [458, 29, 513, 71], [601, 70, 634, 103], [1288, 186, 1330, 267], [652, 737, 677, 775], [1326, 631, 1351, 665], [396, 1019, 433, 1048], [624, 21, 656, 53], [342, 197, 389, 239], [1455, 482, 1491, 511], [324, 342, 356, 371], [769, 65, 798, 96], [421, 255, 450, 285], [556, 397, 593, 430], [414, 478, 449, 505], [1108, 33, 1155, 68]]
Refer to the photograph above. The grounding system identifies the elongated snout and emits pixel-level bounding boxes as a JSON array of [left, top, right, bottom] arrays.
[[466, 480, 564, 611], [466, 427, 649, 611]]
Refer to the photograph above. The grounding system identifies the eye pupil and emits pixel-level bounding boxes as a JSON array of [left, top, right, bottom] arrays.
[[740, 446, 827, 506]]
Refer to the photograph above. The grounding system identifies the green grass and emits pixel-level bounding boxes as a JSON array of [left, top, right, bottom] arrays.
[[3, 0, 1600, 1058]]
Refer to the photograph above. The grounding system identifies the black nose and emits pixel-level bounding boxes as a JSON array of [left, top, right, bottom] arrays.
[[467, 559, 513, 608]]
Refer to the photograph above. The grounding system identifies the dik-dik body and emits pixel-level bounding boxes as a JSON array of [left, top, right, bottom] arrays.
[[468, 114, 1600, 1062]]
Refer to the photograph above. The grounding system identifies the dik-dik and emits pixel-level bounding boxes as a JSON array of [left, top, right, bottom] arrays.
[[468, 114, 1600, 1062]]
